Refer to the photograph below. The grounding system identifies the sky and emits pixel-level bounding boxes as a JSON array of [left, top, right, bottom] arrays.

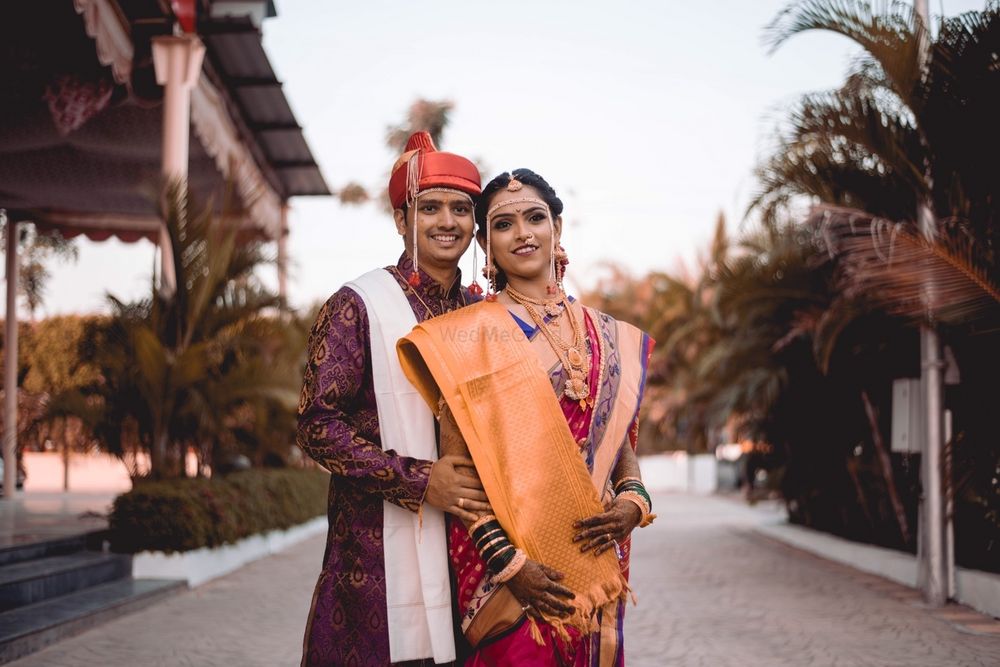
[[36, 0, 988, 316]]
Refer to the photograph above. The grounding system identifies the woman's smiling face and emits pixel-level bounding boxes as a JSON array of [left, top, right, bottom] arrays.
[[482, 185, 561, 284]]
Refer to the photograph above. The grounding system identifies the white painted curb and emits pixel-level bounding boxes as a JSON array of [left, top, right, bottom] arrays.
[[132, 516, 327, 587], [757, 520, 1000, 619]]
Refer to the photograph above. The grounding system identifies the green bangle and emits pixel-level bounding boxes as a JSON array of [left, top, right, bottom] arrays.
[[614, 476, 644, 491], [617, 481, 647, 496]]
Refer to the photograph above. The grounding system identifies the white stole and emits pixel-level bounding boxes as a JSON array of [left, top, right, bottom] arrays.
[[345, 268, 455, 664]]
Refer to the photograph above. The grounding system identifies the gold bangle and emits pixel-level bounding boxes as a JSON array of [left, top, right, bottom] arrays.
[[617, 490, 654, 527]]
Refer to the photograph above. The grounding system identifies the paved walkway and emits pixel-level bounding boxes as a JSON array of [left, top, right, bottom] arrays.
[[10, 494, 1000, 666], [627, 495, 1000, 667]]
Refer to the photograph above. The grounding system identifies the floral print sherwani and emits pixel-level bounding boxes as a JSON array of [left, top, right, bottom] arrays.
[[298, 253, 477, 667]]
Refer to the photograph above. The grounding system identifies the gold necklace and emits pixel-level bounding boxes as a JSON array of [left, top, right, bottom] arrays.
[[506, 286, 591, 405], [506, 285, 578, 353], [505, 284, 563, 317]]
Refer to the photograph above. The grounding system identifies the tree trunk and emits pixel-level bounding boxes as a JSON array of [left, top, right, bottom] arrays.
[[62, 434, 70, 492], [150, 425, 168, 479], [861, 390, 911, 546]]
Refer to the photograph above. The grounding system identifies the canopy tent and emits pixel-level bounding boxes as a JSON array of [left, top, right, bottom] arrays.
[[0, 0, 330, 495]]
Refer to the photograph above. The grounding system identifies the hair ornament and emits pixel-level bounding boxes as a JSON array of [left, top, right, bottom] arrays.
[[485, 197, 549, 222]]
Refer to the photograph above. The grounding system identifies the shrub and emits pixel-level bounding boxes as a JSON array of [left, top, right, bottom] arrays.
[[109, 468, 329, 553]]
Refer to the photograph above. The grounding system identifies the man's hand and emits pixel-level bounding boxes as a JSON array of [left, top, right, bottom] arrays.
[[506, 560, 575, 619], [425, 455, 489, 522], [572, 497, 642, 556]]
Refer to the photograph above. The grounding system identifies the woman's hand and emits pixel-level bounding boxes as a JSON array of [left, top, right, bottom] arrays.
[[572, 497, 642, 556], [506, 560, 576, 619]]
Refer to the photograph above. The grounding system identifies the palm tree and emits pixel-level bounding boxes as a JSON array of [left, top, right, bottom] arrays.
[[747, 0, 1000, 558], [337, 98, 456, 207], [756, 1, 999, 274], [0, 219, 78, 321], [44, 182, 301, 479]]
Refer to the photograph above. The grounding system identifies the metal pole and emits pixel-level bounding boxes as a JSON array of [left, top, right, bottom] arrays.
[[944, 409, 955, 598], [3, 212, 18, 497], [920, 324, 947, 605], [913, 0, 949, 606]]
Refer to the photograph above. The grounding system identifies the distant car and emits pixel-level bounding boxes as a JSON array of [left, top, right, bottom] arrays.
[[0, 455, 27, 490]]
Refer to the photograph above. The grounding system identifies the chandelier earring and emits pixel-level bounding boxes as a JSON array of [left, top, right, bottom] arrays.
[[555, 243, 569, 289], [484, 219, 497, 302], [547, 218, 558, 296]]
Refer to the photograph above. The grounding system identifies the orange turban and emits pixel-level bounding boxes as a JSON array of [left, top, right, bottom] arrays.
[[388, 132, 481, 210]]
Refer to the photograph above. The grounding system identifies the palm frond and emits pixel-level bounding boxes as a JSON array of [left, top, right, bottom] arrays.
[[749, 132, 918, 223], [764, 0, 925, 105], [817, 205, 1000, 325], [791, 89, 926, 190]]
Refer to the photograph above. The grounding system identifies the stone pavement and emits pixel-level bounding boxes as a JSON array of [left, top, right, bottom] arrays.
[[9, 493, 1000, 666], [625, 494, 1000, 667]]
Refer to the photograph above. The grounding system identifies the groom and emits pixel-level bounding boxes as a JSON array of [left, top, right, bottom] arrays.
[[297, 132, 489, 666]]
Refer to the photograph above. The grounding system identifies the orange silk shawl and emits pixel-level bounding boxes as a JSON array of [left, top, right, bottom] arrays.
[[396, 301, 648, 639]]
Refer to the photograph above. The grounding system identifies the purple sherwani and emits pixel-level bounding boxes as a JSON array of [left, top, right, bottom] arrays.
[[298, 253, 477, 667]]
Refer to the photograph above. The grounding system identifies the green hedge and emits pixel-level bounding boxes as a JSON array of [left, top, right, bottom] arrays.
[[109, 469, 329, 554]]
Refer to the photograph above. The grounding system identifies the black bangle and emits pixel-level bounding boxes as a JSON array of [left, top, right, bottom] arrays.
[[486, 546, 516, 574], [471, 520, 502, 541], [474, 528, 505, 550], [481, 538, 512, 563]]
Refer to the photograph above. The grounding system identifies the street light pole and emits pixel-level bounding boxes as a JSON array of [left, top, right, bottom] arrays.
[[913, 0, 948, 607]]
